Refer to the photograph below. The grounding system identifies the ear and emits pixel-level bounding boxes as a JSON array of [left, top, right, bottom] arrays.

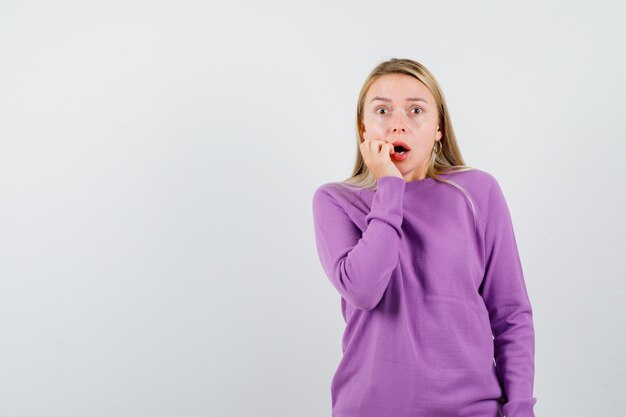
[[436, 125, 443, 141]]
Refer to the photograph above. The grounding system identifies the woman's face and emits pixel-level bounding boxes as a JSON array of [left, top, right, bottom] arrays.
[[362, 73, 442, 181]]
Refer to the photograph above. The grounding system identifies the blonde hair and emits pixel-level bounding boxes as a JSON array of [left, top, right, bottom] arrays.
[[339, 57, 478, 219]]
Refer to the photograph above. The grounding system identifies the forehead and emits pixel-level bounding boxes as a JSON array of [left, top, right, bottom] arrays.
[[365, 73, 433, 103]]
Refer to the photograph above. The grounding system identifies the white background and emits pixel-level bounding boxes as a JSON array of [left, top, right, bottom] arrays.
[[1, 1, 625, 416]]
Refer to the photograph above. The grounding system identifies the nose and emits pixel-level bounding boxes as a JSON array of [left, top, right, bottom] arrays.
[[390, 112, 408, 134]]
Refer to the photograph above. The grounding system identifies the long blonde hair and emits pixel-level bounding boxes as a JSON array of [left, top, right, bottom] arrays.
[[339, 57, 479, 219]]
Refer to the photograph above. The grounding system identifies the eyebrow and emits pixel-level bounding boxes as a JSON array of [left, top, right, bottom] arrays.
[[370, 96, 429, 104]]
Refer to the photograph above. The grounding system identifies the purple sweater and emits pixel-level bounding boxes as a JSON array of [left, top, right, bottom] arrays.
[[312, 168, 537, 417]]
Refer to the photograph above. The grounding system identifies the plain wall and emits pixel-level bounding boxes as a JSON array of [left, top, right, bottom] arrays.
[[1, 0, 625, 416]]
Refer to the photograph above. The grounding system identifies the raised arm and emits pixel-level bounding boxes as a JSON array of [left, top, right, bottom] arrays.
[[479, 178, 537, 417], [312, 176, 405, 310]]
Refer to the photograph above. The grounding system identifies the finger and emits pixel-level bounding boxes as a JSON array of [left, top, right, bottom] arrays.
[[368, 139, 378, 154]]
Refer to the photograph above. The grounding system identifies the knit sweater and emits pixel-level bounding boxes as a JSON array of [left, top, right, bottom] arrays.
[[311, 168, 537, 417]]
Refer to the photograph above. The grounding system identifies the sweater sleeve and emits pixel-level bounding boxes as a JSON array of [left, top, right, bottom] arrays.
[[479, 178, 537, 417], [312, 176, 405, 310]]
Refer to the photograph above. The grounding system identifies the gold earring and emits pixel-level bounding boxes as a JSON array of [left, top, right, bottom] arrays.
[[433, 140, 442, 155]]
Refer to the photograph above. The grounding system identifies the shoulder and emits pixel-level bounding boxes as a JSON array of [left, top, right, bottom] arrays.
[[439, 167, 510, 231], [440, 167, 504, 202], [312, 181, 362, 212], [440, 167, 499, 189]]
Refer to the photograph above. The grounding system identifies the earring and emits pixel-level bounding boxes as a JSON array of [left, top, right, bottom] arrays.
[[433, 140, 442, 155]]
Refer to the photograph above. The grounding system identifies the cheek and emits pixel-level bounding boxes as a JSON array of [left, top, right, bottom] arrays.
[[416, 120, 437, 133], [370, 125, 385, 134], [363, 120, 384, 135]]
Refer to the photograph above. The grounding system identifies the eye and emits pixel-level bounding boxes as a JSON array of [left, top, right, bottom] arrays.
[[411, 107, 423, 114], [375, 107, 388, 115]]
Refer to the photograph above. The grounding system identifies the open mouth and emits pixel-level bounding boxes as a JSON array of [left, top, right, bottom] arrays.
[[391, 140, 411, 155], [394, 145, 409, 154]]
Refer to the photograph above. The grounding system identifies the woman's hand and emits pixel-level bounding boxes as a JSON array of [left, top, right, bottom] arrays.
[[360, 138, 403, 181]]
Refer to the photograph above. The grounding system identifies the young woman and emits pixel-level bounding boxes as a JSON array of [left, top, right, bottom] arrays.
[[312, 58, 537, 417]]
